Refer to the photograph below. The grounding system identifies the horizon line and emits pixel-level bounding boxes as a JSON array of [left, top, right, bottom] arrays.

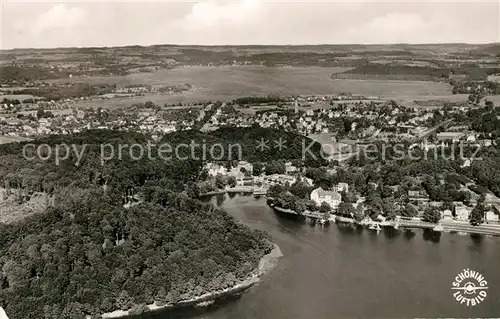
[[2, 42, 499, 52]]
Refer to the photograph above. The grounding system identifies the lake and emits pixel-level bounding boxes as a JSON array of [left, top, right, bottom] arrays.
[[57, 66, 454, 107], [138, 194, 500, 319]]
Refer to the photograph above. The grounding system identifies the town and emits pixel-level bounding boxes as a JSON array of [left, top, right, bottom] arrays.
[[2, 84, 499, 237], [1, 3, 500, 318]]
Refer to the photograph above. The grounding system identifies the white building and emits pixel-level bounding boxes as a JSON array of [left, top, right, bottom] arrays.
[[455, 205, 471, 221], [485, 210, 498, 224], [310, 187, 342, 210], [204, 163, 227, 177], [441, 209, 454, 221]]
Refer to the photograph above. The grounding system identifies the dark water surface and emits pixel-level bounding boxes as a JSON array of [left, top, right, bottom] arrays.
[[140, 194, 500, 318]]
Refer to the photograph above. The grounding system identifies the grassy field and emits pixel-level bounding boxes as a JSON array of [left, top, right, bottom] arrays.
[[484, 95, 500, 105], [488, 75, 500, 82], [0, 135, 33, 144], [0, 94, 37, 101], [52, 66, 453, 107]]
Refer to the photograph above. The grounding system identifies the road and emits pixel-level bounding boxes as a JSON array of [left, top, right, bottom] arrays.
[[412, 118, 454, 143]]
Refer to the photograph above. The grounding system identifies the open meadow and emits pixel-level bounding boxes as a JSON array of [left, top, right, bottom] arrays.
[[0, 135, 33, 144]]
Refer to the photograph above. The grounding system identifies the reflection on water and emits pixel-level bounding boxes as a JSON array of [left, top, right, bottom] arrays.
[[423, 228, 442, 243], [382, 226, 400, 239], [142, 194, 500, 319], [403, 229, 416, 240]]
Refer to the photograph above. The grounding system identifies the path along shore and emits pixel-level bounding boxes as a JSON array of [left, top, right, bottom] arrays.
[[101, 243, 282, 319], [272, 205, 500, 237]]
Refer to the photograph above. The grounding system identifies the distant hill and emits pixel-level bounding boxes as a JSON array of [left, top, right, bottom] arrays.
[[161, 126, 326, 165], [2, 43, 499, 82]]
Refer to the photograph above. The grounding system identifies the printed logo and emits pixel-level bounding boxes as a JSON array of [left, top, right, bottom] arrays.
[[451, 268, 488, 306]]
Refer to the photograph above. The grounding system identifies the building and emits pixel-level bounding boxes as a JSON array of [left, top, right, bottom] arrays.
[[236, 161, 253, 174], [335, 183, 349, 193], [235, 171, 246, 185], [204, 163, 227, 177], [441, 209, 454, 221], [485, 211, 498, 224], [408, 190, 430, 203], [310, 187, 342, 210], [437, 132, 465, 143], [285, 162, 298, 173], [263, 174, 297, 186], [455, 205, 471, 221]]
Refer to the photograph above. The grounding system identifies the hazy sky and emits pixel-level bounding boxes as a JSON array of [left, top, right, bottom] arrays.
[[1, 0, 499, 49]]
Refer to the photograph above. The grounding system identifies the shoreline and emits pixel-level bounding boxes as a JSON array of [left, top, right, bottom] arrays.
[[200, 186, 263, 197], [101, 243, 282, 319], [271, 205, 500, 237]]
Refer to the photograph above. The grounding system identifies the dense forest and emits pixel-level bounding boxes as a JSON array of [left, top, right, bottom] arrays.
[[0, 127, 310, 319], [0, 187, 271, 319], [4, 83, 117, 101], [332, 63, 500, 82], [0, 66, 68, 84], [161, 126, 326, 166]]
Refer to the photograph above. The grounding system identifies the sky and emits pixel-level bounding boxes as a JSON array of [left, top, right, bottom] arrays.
[[1, 0, 499, 49]]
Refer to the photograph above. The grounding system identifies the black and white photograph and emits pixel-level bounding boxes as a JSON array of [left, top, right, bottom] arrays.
[[0, 1, 499, 318]]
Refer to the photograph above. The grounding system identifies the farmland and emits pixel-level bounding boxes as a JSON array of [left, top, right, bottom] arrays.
[[1, 43, 499, 107]]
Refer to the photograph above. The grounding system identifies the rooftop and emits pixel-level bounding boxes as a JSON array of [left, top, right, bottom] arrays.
[[437, 132, 465, 138], [313, 187, 341, 201]]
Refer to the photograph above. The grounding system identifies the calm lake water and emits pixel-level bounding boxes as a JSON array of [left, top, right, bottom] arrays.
[[140, 194, 500, 319], [61, 66, 455, 107]]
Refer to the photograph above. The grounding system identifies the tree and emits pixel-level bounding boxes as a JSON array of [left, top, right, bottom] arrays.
[[422, 206, 441, 224], [199, 169, 209, 181], [341, 190, 357, 203], [470, 201, 486, 226], [36, 107, 45, 119], [382, 198, 397, 220], [215, 174, 225, 189], [185, 182, 200, 199], [252, 163, 263, 176], [441, 201, 454, 212], [267, 184, 286, 198], [337, 202, 354, 218], [319, 202, 332, 214], [353, 205, 365, 222], [290, 179, 311, 199], [485, 100, 494, 111], [365, 193, 383, 218], [227, 176, 237, 188], [154, 287, 168, 306], [116, 290, 131, 311], [402, 203, 418, 218], [144, 100, 155, 108], [293, 200, 306, 214], [265, 160, 286, 175]]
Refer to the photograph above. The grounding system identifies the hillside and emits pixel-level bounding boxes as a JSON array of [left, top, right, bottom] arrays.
[[0, 129, 276, 319], [2, 43, 499, 84], [0, 188, 272, 319], [161, 126, 326, 166], [331, 63, 500, 82]]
